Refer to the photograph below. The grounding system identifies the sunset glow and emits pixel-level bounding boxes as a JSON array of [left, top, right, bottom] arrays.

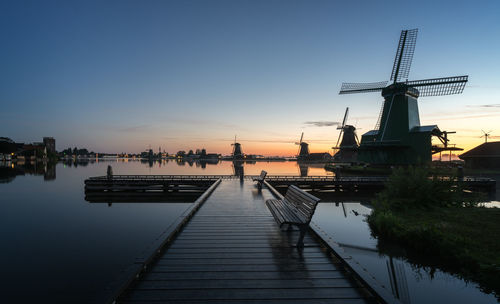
[[1, 0, 499, 155]]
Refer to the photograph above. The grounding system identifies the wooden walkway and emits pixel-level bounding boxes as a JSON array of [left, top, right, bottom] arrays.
[[116, 179, 375, 303]]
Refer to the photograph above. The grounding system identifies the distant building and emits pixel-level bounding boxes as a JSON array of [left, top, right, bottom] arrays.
[[0, 137, 17, 154], [43, 137, 56, 153], [459, 142, 500, 168], [299, 152, 332, 161], [205, 153, 219, 159], [17, 143, 46, 159]]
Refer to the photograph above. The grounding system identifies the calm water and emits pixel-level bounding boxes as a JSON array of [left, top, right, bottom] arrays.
[[0, 159, 497, 303]]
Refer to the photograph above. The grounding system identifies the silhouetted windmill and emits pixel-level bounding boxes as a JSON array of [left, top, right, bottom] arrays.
[[480, 130, 493, 143], [231, 135, 243, 159], [333, 108, 359, 163], [295, 132, 310, 159], [339, 28, 468, 165], [335, 108, 359, 148]]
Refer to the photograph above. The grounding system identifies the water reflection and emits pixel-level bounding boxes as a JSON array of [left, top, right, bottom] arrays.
[[312, 202, 498, 304], [138, 158, 222, 169], [2, 158, 339, 179], [1, 160, 497, 304], [0, 161, 56, 182], [232, 160, 244, 177]]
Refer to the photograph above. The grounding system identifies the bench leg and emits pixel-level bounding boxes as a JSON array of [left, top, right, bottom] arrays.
[[296, 226, 307, 248]]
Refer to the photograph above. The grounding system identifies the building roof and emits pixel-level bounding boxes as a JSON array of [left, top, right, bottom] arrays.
[[363, 130, 379, 136], [410, 125, 439, 133], [459, 141, 500, 159], [0, 137, 15, 144]]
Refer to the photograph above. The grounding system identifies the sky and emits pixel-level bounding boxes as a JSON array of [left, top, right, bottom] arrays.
[[1, 0, 499, 156]]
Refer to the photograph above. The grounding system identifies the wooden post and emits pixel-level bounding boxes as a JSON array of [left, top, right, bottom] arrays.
[[107, 165, 113, 180]]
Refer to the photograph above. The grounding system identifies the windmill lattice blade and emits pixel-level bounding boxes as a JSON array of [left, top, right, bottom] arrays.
[[391, 29, 418, 82], [342, 107, 349, 127], [407, 75, 468, 97], [299, 132, 304, 143], [339, 81, 388, 94], [335, 130, 343, 148]]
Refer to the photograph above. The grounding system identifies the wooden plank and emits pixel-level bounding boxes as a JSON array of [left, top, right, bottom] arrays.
[[151, 263, 338, 272], [168, 244, 321, 249], [160, 252, 328, 259], [133, 278, 354, 290], [143, 270, 347, 280], [120, 298, 368, 304], [123, 287, 365, 301], [166, 246, 325, 254], [155, 257, 333, 265]]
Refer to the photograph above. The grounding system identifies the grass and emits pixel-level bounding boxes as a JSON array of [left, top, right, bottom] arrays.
[[367, 167, 500, 298]]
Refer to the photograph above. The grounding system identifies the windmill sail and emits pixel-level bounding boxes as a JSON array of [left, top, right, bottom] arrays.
[[339, 81, 388, 94], [406, 75, 468, 97], [391, 29, 418, 82], [335, 108, 349, 148]]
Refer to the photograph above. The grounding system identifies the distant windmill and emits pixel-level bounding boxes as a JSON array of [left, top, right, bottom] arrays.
[[339, 28, 468, 165], [480, 130, 493, 143], [333, 108, 359, 163], [334, 107, 359, 149], [295, 132, 310, 159], [231, 135, 243, 159]]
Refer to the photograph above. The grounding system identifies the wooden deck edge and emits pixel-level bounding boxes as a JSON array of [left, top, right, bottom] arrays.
[[103, 178, 222, 304], [263, 180, 401, 304]]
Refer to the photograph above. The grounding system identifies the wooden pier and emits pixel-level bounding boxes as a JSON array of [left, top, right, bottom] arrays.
[[87, 173, 496, 303], [85, 175, 495, 198], [266, 175, 496, 194], [106, 178, 398, 304]]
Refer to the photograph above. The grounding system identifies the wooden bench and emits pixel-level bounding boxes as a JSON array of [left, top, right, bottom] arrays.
[[252, 170, 267, 189], [265, 185, 321, 248]]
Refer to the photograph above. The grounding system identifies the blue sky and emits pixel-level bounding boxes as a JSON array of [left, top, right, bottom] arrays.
[[1, 0, 499, 155]]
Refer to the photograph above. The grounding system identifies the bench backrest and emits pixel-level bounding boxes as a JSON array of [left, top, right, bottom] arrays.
[[259, 170, 267, 180], [284, 185, 321, 223]]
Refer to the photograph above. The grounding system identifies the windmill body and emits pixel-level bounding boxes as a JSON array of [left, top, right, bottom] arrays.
[[231, 135, 244, 159], [333, 108, 359, 163], [339, 29, 467, 165], [358, 84, 437, 164], [298, 142, 310, 158], [295, 132, 331, 161], [296, 132, 310, 160]]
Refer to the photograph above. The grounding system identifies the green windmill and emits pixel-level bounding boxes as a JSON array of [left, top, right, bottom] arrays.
[[339, 29, 468, 165]]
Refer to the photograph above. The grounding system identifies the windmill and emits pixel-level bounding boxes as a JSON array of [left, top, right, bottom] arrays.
[[480, 130, 493, 143], [339, 28, 468, 165], [333, 107, 359, 163], [231, 135, 243, 159], [295, 132, 310, 159]]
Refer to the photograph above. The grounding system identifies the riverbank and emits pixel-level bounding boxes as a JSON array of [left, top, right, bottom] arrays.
[[367, 168, 500, 298]]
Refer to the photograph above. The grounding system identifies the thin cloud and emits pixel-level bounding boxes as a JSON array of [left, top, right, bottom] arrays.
[[466, 104, 500, 108], [304, 121, 341, 127], [423, 113, 500, 121], [117, 125, 151, 132]]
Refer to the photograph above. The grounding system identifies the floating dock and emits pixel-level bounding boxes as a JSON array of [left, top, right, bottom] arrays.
[[102, 177, 400, 304]]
